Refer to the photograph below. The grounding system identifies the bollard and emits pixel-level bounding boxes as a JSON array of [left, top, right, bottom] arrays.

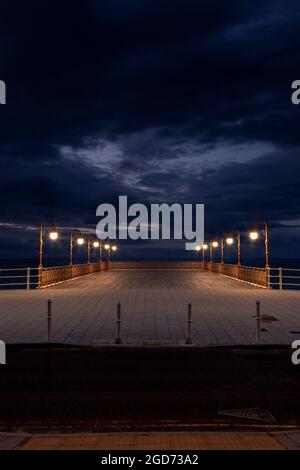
[[115, 302, 122, 344], [256, 300, 261, 345], [185, 303, 192, 345], [47, 299, 52, 343]]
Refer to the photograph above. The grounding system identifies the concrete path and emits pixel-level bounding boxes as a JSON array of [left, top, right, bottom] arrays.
[[0, 270, 299, 346], [0, 431, 292, 450]]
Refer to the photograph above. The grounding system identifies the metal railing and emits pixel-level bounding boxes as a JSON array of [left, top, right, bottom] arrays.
[[269, 267, 300, 289], [0, 267, 40, 289], [200, 262, 268, 287], [39, 262, 111, 287], [0, 262, 111, 289], [111, 261, 202, 270]]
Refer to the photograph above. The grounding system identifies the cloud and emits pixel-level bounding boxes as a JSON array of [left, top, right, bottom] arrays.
[[0, 0, 300, 258]]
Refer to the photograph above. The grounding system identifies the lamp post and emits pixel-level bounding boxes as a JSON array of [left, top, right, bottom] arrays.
[[202, 244, 208, 262], [249, 224, 269, 270], [221, 238, 224, 264], [210, 241, 218, 262], [69, 230, 84, 265], [225, 237, 234, 264], [237, 231, 241, 266], [99, 241, 103, 262], [104, 242, 111, 262], [265, 223, 269, 269], [93, 240, 103, 263], [87, 238, 91, 264], [39, 221, 58, 269]]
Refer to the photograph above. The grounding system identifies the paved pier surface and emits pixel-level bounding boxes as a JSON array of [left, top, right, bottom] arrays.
[[3, 430, 300, 450], [0, 270, 299, 345], [18, 431, 287, 450]]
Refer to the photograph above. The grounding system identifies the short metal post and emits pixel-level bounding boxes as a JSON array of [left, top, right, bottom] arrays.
[[26, 267, 30, 290], [279, 267, 283, 290], [256, 300, 261, 345], [47, 299, 52, 342], [185, 303, 192, 345], [115, 303, 122, 344]]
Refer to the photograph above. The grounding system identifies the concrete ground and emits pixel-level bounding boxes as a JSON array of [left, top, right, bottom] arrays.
[[2, 430, 300, 450], [0, 269, 300, 345]]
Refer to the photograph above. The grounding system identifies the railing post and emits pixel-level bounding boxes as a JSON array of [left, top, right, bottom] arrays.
[[185, 303, 192, 345], [26, 267, 30, 290], [279, 267, 283, 290], [47, 299, 52, 342], [256, 300, 261, 345], [38, 266, 42, 288], [115, 303, 122, 344], [267, 267, 271, 288]]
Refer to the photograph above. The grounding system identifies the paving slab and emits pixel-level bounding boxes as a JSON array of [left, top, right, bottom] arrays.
[[0, 270, 299, 346], [19, 431, 286, 450]]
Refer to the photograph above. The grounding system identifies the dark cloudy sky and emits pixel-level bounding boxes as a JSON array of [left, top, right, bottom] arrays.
[[0, 0, 300, 262]]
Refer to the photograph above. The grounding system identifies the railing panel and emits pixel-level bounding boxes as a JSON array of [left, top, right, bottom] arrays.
[[40, 262, 111, 287], [111, 261, 201, 270], [200, 262, 268, 287]]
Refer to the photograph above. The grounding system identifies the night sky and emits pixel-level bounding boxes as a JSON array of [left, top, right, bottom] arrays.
[[0, 0, 300, 262]]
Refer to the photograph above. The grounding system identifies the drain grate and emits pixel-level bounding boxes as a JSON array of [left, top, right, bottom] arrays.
[[261, 314, 278, 322], [219, 407, 276, 423]]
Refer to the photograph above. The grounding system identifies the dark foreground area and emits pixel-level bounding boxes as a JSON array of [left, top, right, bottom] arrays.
[[0, 345, 299, 432]]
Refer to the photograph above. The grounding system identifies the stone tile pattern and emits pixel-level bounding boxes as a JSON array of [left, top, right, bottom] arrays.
[[0, 270, 299, 346], [20, 431, 285, 450]]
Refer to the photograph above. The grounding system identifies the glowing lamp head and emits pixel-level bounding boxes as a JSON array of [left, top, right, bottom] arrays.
[[249, 231, 259, 241], [195, 246, 201, 251], [212, 241, 218, 248], [104, 243, 110, 250], [203, 244, 208, 250], [77, 237, 84, 245], [49, 231, 58, 240], [226, 237, 234, 245], [93, 241, 100, 248], [112, 245, 117, 252]]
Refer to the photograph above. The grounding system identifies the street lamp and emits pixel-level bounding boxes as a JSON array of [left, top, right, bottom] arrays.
[[104, 242, 111, 261], [202, 243, 208, 262], [249, 231, 259, 241], [93, 240, 103, 262], [39, 222, 58, 268], [69, 230, 85, 265], [210, 241, 218, 262], [249, 224, 269, 269]]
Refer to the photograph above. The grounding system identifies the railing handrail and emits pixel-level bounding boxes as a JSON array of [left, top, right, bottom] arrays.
[[0, 266, 39, 272], [41, 261, 101, 271], [203, 261, 266, 271]]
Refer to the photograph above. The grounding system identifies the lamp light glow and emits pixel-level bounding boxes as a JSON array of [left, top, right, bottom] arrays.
[[112, 245, 117, 252], [212, 241, 218, 248], [249, 231, 259, 240], [203, 244, 208, 250], [77, 237, 84, 245], [195, 246, 201, 251], [226, 237, 234, 245], [49, 231, 58, 240], [93, 241, 100, 248], [104, 243, 110, 250]]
